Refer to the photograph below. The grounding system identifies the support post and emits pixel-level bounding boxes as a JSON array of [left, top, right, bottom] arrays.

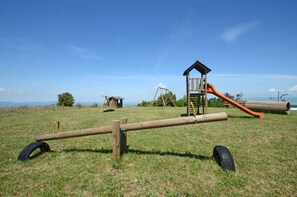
[[186, 74, 190, 116], [120, 117, 128, 155], [205, 74, 208, 114], [112, 120, 121, 160]]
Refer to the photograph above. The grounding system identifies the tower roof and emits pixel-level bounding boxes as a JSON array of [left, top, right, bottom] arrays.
[[183, 60, 211, 76]]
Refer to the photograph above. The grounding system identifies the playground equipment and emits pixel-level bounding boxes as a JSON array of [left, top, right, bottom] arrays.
[[151, 86, 176, 107], [18, 112, 235, 171], [207, 84, 265, 119], [184, 60, 264, 119], [101, 95, 124, 112], [241, 101, 291, 115], [183, 60, 211, 115]]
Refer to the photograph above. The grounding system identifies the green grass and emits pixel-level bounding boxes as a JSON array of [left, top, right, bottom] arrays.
[[0, 106, 296, 196]]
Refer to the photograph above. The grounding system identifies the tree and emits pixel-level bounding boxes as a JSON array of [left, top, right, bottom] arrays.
[[224, 92, 234, 100], [176, 95, 187, 107], [57, 92, 75, 107], [208, 97, 224, 107], [155, 91, 176, 107], [208, 92, 234, 108]]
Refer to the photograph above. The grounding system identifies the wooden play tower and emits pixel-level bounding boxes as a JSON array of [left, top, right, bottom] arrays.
[[183, 60, 211, 116]]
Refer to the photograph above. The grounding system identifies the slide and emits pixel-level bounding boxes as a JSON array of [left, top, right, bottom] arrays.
[[207, 84, 265, 119]]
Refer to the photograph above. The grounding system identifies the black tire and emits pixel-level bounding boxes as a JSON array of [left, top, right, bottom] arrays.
[[18, 141, 50, 161], [213, 145, 235, 172]]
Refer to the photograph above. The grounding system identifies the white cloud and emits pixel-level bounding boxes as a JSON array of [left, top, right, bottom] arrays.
[[269, 88, 277, 92], [0, 88, 24, 94], [288, 85, 297, 91], [221, 21, 260, 42], [155, 83, 167, 89], [66, 44, 101, 60], [0, 88, 11, 92]]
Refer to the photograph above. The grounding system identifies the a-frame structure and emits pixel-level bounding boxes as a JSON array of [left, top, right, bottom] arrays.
[[183, 60, 211, 116], [152, 86, 176, 107]]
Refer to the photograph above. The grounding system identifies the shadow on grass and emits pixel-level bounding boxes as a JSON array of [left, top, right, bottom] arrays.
[[127, 149, 212, 160], [227, 115, 256, 119], [181, 113, 258, 119], [29, 150, 49, 160], [61, 148, 212, 161], [62, 148, 112, 154], [180, 113, 204, 117]]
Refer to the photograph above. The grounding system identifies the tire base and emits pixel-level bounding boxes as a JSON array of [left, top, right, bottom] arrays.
[[18, 141, 50, 161], [213, 145, 235, 172]]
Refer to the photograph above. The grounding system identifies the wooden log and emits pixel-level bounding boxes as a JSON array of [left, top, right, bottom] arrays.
[[35, 112, 227, 141], [242, 101, 291, 114]]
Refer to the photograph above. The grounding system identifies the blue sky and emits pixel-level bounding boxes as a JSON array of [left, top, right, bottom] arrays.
[[0, 0, 297, 104]]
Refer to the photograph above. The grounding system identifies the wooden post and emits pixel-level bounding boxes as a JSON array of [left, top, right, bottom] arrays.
[[112, 120, 121, 160], [205, 74, 208, 114], [120, 117, 128, 155], [197, 94, 200, 115], [186, 74, 190, 116]]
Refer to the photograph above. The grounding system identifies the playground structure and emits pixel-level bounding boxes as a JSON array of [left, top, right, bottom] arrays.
[[183, 60, 211, 115], [184, 60, 265, 119], [101, 95, 124, 112], [151, 86, 176, 107], [18, 112, 235, 171]]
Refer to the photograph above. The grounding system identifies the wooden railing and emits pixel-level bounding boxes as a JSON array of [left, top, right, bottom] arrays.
[[188, 77, 206, 92]]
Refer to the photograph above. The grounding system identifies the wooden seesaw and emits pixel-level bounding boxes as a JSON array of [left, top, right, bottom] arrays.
[[18, 112, 235, 171]]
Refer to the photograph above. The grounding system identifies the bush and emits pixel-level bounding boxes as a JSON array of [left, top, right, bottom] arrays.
[[76, 103, 83, 108], [137, 100, 152, 107], [208, 92, 234, 108], [57, 92, 75, 107], [90, 103, 99, 108], [176, 95, 186, 107], [208, 97, 224, 107], [155, 91, 176, 107]]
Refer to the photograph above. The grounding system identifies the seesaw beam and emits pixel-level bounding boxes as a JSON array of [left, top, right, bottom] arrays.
[[35, 112, 227, 141]]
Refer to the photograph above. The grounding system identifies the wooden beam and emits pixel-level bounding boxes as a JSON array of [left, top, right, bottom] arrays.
[[35, 112, 228, 141]]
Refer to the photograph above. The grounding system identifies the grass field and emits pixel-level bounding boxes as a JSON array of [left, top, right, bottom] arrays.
[[0, 106, 296, 196]]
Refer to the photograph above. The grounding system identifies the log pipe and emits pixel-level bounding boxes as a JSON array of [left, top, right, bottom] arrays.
[[242, 101, 291, 114]]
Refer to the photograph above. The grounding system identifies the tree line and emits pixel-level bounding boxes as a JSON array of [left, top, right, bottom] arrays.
[[56, 91, 239, 108], [137, 91, 238, 107]]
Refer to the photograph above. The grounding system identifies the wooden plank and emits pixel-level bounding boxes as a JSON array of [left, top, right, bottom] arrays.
[[191, 78, 194, 91], [200, 78, 204, 91], [195, 78, 199, 91]]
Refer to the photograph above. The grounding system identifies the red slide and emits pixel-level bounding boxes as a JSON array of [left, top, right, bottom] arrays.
[[207, 84, 265, 119]]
